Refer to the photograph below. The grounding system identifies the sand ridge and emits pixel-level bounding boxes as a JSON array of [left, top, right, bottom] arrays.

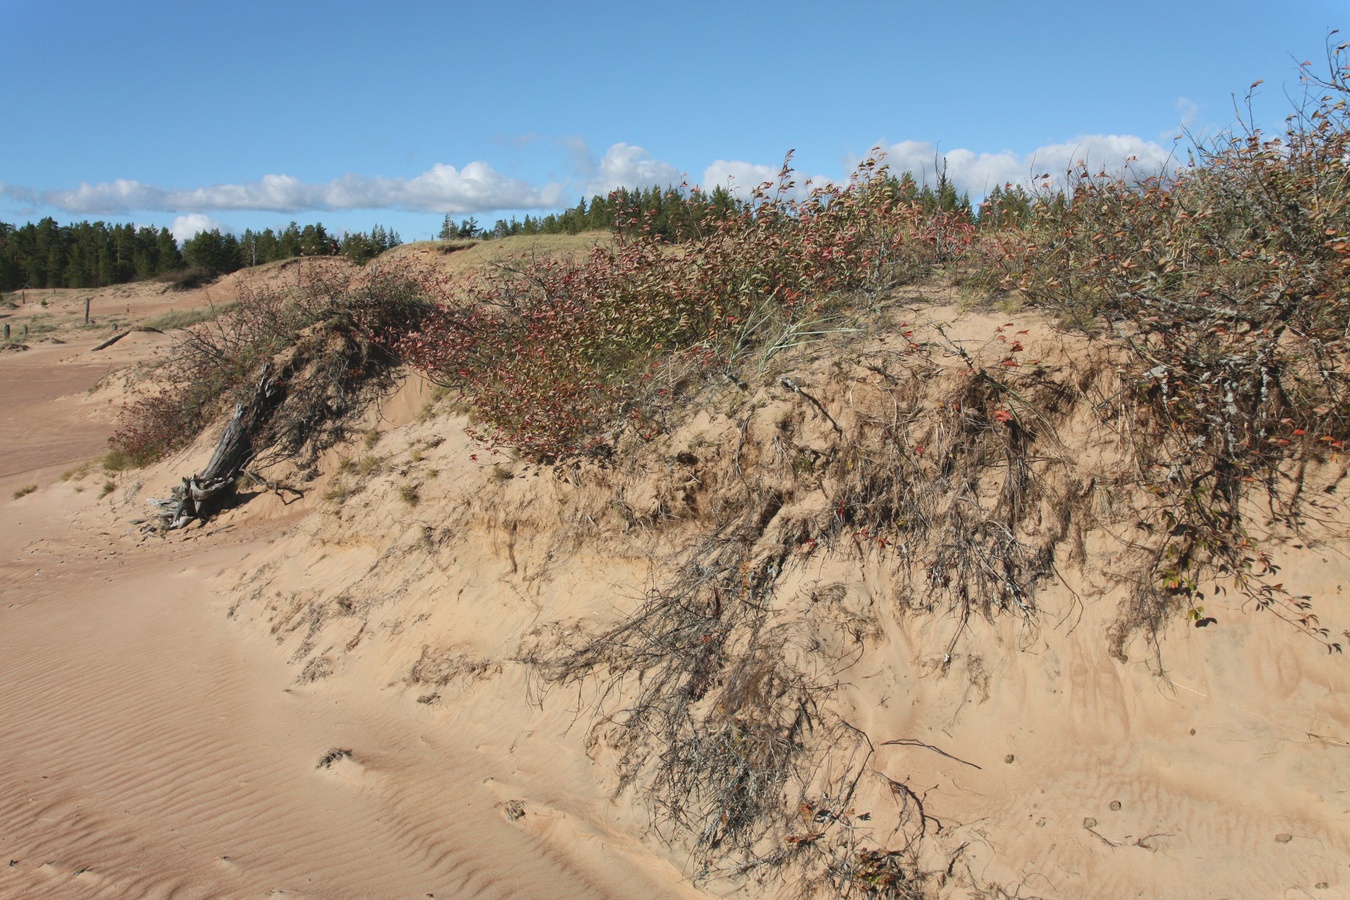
[[2, 266, 1348, 898]]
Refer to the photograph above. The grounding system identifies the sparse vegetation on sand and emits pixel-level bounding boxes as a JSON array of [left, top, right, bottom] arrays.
[[110, 44, 1350, 896], [110, 268, 431, 470], [141, 304, 232, 331]]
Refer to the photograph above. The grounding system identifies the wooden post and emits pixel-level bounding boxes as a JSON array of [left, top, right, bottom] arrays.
[[85, 297, 91, 324]]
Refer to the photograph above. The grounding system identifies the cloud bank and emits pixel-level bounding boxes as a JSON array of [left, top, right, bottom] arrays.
[[11, 163, 565, 217], [4, 134, 1178, 221], [872, 134, 1177, 198], [582, 143, 684, 196]]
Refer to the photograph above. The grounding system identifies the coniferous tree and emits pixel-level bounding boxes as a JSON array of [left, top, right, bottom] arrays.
[[181, 229, 243, 274], [278, 222, 302, 258], [978, 183, 1033, 229], [155, 227, 182, 273]]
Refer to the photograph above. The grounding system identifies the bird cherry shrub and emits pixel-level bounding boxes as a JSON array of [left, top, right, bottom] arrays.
[[398, 154, 975, 462], [986, 42, 1350, 652]]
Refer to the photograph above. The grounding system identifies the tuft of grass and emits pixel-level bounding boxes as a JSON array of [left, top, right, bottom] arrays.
[[12, 484, 37, 499], [62, 462, 92, 482], [153, 265, 217, 292], [398, 482, 420, 506], [100, 480, 116, 497], [323, 481, 356, 503], [102, 449, 137, 472], [435, 239, 479, 253], [338, 454, 384, 477], [142, 304, 232, 331]]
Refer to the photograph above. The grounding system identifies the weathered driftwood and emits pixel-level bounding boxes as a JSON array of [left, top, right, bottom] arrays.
[[149, 365, 278, 529], [91, 330, 130, 351], [93, 326, 163, 352]]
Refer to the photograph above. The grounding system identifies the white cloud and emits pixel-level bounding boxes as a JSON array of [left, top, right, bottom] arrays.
[[581, 143, 684, 195], [873, 134, 1178, 199], [170, 213, 231, 243], [35, 162, 563, 216], [0, 181, 37, 206], [701, 160, 779, 194], [1175, 97, 1200, 130]]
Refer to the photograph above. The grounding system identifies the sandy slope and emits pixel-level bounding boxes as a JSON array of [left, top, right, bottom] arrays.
[[0, 277, 694, 899], [3, 266, 1348, 899], [0, 503, 685, 898]]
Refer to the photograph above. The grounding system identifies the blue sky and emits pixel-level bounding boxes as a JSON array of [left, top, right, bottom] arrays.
[[1, 1, 1345, 243]]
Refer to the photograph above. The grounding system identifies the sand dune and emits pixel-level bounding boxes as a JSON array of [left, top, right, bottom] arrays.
[[0, 286, 694, 899], [2, 270, 1347, 898]]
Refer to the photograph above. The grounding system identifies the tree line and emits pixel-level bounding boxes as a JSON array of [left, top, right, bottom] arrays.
[[196, 222, 402, 274], [0, 219, 182, 291], [0, 218, 403, 293], [440, 172, 1032, 244]]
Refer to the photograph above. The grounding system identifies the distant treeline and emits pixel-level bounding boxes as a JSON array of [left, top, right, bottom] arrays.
[[196, 222, 402, 274], [442, 185, 746, 242], [0, 220, 182, 291], [0, 218, 403, 293], [443, 174, 1032, 243]]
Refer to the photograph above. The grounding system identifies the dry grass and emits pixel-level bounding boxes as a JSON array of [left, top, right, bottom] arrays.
[[141, 304, 230, 331], [61, 462, 92, 482], [102, 450, 136, 472]]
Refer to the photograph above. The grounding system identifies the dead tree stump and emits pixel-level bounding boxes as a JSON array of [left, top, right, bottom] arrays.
[[149, 365, 279, 529]]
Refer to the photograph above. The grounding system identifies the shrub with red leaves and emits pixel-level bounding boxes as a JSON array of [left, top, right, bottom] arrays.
[[400, 154, 974, 461]]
